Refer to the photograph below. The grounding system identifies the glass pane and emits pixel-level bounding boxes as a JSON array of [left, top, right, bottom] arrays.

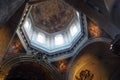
[[37, 32, 46, 44], [24, 19, 31, 29], [55, 34, 64, 45], [70, 24, 78, 36]]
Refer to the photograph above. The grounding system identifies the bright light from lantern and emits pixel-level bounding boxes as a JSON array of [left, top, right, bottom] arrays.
[[37, 33, 46, 44], [70, 24, 78, 36], [55, 34, 64, 45]]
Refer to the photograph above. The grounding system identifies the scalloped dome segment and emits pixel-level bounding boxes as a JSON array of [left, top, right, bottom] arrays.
[[31, 0, 75, 33]]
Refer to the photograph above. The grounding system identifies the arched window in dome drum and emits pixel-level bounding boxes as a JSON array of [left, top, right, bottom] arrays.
[[55, 34, 64, 45], [37, 32, 46, 44]]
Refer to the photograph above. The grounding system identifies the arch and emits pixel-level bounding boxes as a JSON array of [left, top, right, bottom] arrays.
[[0, 54, 60, 80], [67, 37, 112, 80]]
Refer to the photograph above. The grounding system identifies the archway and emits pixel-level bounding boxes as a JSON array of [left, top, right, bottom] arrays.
[[68, 41, 119, 80], [4, 62, 56, 80], [0, 54, 60, 80]]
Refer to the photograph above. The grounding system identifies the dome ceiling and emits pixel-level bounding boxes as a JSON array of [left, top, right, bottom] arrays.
[[16, 0, 88, 61], [31, 0, 74, 33]]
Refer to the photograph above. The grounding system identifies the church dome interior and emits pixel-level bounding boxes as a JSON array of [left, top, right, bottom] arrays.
[[1, 0, 120, 80]]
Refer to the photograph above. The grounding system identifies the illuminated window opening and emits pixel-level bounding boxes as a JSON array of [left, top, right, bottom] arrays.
[[24, 19, 31, 29], [70, 24, 78, 36], [37, 32, 46, 44], [55, 34, 64, 45]]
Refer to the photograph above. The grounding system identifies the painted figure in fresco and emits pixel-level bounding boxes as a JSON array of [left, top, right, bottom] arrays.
[[75, 69, 94, 80]]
